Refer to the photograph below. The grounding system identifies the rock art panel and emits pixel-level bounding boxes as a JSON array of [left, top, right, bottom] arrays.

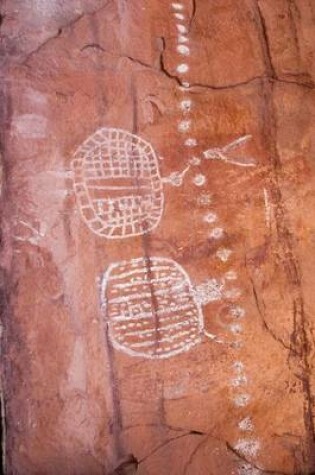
[[1, 0, 315, 474], [72, 127, 255, 239]]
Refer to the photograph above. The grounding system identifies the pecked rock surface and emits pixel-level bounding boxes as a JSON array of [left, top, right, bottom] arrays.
[[1, 0, 315, 474]]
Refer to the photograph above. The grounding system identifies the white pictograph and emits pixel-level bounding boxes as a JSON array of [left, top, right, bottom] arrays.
[[71, 128, 256, 239], [71, 128, 165, 239], [203, 135, 255, 167], [100, 257, 229, 359]]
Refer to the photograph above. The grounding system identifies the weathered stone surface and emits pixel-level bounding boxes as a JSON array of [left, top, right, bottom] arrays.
[[1, 1, 315, 474]]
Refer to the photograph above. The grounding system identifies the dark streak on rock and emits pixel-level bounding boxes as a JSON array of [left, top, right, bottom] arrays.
[[287, 0, 301, 60], [226, 441, 291, 475], [254, 1, 277, 79], [248, 272, 294, 354], [183, 435, 210, 475], [79, 44, 315, 91], [254, 2, 315, 471], [111, 453, 139, 475], [188, 0, 197, 32], [104, 324, 125, 462], [138, 430, 205, 468]]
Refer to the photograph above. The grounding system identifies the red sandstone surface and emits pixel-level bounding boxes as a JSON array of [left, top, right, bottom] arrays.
[[1, 1, 315, 474]]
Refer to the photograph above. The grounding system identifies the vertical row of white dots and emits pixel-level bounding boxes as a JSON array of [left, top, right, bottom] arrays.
[[230, 305, 261, 462], [171, 2, 201, 185], [216, 239, 260, 462]]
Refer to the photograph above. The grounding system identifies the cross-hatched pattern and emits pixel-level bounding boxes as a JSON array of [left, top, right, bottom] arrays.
[[71, 128, 164, 239], [101, 257, 203, 359]]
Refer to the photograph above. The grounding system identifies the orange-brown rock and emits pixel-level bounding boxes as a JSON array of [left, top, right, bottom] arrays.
[[1, 1, 315, 474]]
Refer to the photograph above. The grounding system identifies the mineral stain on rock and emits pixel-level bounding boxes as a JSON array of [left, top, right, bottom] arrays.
[[1, 0, 315, 474]]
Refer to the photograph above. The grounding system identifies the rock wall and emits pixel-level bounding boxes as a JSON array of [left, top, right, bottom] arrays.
[[1, 1, 315, 474]]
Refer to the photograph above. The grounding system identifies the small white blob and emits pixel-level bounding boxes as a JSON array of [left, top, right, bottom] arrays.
[[178, 120, 191, 132], [180, 99, 192, 112], [172, 2, 184, 10], [238, 417, 254, 432], [225, 270, 238, 280], [177, 63, 189, 73], [230, 374, 248, 387], [193, 174, 206, 187], [231, 340, 244, 349], [197, 194, 212, 206], [177, 24, 188, 34], [189, 156, 201, 166], [225, 288, 242, 299], [234, 394, 251, 408], [230, 323, 243, 334], [238, 463, 262, 475], [234, 439, 260, 458], [178, 34, 189, 43], [181, 82, 190, 88], [185, 138, 197, 147], [230, 306, 246, 318], [177, 44, 190, 55], [174, 12, 185, 20], [216, 248, 232, 262], [203, 212, 217, 224], [233, 361, 245, 372], [209, 227, 224, 239]]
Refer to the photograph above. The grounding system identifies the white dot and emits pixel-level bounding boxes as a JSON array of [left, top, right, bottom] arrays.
[[229, 323, 243, 334], [174, 12, 185, 20], [172, 2, 184, 10], [178, 120, 191, 132], [193, 174, 206, 186], [184, 138, 197, 147], [189, 156, 201, 166], [230, 374, 247, 387], [225, 288, 242, 299], [176, 24, 188, 34], [233, 439, 260, 458], [225, 270, 238, 280], [216, 248, 232, 262], [238, 417, 254, 432], [233, 361, 245, 372], [233, 394, 251, 408], [209, 227, 224, 239], [197, 193, 212, 206], [230, 306, 246, 318], [180, 99, 192, 112], [181, 82, 190, 88], [177, 63, 189, 73], [178, 34, 189, 43], [177, 44, 190, 55], [204, 212, 217, 224]]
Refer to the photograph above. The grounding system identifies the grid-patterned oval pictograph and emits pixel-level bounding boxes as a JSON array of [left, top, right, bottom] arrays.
[[71, 128, 164, 239], [101, 257, 204, 359]]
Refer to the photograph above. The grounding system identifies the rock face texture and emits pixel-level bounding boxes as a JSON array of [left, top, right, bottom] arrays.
[[1, 1, 315, 474]]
